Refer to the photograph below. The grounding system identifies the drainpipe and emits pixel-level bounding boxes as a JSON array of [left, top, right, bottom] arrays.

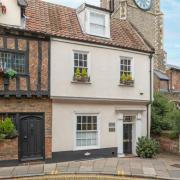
[[147, 53, 153, 138]]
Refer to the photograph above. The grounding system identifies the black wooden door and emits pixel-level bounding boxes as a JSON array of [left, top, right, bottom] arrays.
[[20, 115, 44, 161], [123, 124, 132, 154]]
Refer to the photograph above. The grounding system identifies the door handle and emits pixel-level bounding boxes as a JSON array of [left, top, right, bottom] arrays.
[[24, 136, 28, 140]]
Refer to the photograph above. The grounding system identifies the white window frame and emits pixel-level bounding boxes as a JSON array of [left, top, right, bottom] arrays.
[[73, 113, 100, 151], [120, 56, 134, 79], [86, 9, 110, 38], [72, 50, 90, 78], [89, 12, 106, 37]]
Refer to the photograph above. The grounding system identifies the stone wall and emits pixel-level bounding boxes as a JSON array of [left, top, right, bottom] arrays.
[[0, 138, 18, 161], [0, 98, 52, 160]]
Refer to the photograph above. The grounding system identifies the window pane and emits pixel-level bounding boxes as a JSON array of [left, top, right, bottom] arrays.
[[77, 124, 81, 130], [74, 53, 78, 60], [90, 12, 105, 26], [84, 61, 87, 67], [84, 54, 87, 60], [79, 60, 83, 66], [90, 23, 105, 36], [82, 116, 86, 123], [74, 60, 78, 66]]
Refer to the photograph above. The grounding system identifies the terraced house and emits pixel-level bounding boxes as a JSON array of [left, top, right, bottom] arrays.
[[0, 0, 51, 162], [0, 0, 154, 163]]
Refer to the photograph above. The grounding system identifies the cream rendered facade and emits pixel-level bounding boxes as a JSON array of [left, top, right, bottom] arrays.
[[0, 0, 21, 27], [51, 38, 152, 157]]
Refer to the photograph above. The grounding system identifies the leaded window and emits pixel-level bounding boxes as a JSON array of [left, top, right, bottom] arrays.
[[0, 51, 26, 74], [76, 115, 98, 148]]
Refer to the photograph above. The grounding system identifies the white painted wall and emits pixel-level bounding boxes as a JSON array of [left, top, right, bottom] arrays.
[[51, 39, 151, 101], [0, 0, 21, 27], [52, 102, 147, 152]]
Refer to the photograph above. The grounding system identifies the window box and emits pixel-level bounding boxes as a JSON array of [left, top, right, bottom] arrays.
[[73, 75, 90, 83], [120, 80, 134, 86]]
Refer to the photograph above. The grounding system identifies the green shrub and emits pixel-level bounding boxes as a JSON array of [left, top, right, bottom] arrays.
[[151, 93, 174, 135], [170, 109, 180, 138], [0, 117, 18, 139], [136, 137, 160, 158]]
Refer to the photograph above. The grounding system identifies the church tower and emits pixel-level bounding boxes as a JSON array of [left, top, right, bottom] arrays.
[[101, 0, 166, 72]]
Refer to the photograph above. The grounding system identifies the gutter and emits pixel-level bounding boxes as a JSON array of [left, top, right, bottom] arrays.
[[147, 53, 154, 138]]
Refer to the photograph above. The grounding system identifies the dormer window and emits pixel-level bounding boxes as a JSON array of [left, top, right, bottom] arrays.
[[90, 12, 106, 37], [77, 4, 111, 38]]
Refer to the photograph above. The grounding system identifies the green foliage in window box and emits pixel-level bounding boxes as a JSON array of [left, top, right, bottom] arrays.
[[120, 72, 127, 83], [4, 68, 17, 79], [74, 68, 81, 80], [120, 73, 134, 85], [74, 68, 90, 82], [136, 137, 160, 158], [0, 117, 18, 140], [151, 93, 175, 135]]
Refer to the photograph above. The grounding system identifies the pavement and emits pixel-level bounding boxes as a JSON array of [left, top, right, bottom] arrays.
[[0, 153, 180, 180]]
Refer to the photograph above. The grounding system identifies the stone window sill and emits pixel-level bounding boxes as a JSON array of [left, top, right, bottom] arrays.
[[71, 81, 92, 84], [119, 83, 134, 87]]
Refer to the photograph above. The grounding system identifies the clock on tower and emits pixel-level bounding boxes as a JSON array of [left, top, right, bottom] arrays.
[[134, 0, 152, 11], [101, 0, 165, 71]]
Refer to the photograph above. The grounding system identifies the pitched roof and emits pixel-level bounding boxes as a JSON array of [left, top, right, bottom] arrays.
[[167, 64, 180, 71], [154, 70, 169, 80], [24, 0, 153, 53]]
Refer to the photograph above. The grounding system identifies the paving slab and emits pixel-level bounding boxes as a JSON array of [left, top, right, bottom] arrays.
[[156, 170, 170, 178], [11, 165, 29, 177], [44, 163, 56, 174], [143, 167, 156, 176], [79, 165, 93, 172], [169, 170, 180, 178], [131, 168, 143, 175], [0, 167, 14, 178], [28, 164, 44, 175]]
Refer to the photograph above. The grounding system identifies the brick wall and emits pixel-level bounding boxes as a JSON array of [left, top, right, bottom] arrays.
[[156, 136, 179, 154], [154, 75, 169, 92], [0, 98, 52, 160], [167, 69, 180, 91], [0, 138, 18, 161]]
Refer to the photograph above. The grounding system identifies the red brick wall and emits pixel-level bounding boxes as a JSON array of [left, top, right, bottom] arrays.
[[167, 69, 180, 91], [154, 75, 169, 92], [0, 138, 18, 161], [0, 98, 52, 160], [156, 136, 179, 154]]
